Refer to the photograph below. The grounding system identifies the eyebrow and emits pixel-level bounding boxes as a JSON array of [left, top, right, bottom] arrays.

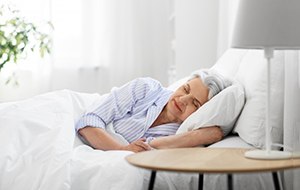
[[186, 83, 203, 107]]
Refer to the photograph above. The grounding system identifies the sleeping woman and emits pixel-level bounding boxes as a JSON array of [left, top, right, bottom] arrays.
[[76, 71, 230, 152]]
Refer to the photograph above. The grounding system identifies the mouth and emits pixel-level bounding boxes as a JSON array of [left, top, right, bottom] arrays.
[[173, 99, 182, 112]]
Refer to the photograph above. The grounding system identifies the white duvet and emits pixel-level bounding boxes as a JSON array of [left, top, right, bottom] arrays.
[[0, 90, 144, 190]]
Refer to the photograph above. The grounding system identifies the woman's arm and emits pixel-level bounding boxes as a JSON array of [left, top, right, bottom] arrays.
[[79, 127, 151, 152], [149, 126, 223, 149]]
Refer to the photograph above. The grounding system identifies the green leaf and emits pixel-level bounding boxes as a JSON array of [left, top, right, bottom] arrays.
[[0, 4, 53, 81]]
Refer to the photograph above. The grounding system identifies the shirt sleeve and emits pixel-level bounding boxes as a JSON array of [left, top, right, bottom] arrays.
[[75, 77, 162, 131]]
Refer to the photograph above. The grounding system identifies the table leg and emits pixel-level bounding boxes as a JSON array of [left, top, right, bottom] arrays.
[[148, 170, 156, 190], [198, 174, 203, 190], [228, 174, 233, 190], [272, 172, 280, 190]]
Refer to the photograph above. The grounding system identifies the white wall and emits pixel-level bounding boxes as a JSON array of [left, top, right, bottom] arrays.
[[175, 0, 219, 79]]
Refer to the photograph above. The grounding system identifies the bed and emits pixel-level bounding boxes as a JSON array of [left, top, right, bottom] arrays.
[[0, 90, 147, 190], [0, 49, 285, 190]]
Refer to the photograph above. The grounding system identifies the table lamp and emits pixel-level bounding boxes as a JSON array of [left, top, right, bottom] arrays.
[[231, 0, 300, 160]]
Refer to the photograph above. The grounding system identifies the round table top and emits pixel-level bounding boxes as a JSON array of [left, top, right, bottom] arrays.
[[126, 148, 300, 173]]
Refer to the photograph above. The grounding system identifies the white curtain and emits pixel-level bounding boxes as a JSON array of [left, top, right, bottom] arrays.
[[0, 0, 170, 100], [216, 0, 239, 58], [51, 0, 170, 94], [283, 51, 300, 190]]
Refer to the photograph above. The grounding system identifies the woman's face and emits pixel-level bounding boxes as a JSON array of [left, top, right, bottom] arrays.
[[166, 77, 209, 123]]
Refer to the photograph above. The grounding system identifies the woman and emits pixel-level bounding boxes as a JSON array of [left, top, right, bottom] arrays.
[[76, 71, 229, 152]]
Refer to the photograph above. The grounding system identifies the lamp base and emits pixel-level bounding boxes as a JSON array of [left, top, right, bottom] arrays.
[[245, 150, 291, 160]]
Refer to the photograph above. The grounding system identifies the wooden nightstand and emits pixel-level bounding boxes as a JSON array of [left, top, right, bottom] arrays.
[[126, 148, 300, 190]]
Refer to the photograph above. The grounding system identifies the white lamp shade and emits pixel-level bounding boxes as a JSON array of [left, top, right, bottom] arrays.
[[232, 0, 300, 49]]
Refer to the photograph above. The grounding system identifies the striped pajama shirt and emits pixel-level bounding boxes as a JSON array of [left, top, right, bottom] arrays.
[[75, 77, 179, 143]]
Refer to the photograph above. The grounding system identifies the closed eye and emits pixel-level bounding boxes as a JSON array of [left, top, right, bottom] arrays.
[[183, 84, 189, 93], [193, 99, 201, 108], [183, 83, 202, 108]]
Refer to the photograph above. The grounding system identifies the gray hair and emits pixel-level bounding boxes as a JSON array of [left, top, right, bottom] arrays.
[[191, 70, 232, 100]]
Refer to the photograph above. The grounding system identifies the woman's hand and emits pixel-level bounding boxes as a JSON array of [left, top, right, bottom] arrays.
[[121, 138, 152, 153], [79, 127, 152, 152]]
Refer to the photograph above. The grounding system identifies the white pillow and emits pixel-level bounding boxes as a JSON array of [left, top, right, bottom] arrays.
[[232, 50, 284, 148], [175, 82, 245, 136], [211, 49, 284, 149]]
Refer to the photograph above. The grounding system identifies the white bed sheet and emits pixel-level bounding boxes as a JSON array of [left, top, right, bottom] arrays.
[[0, 90, 143, 190]]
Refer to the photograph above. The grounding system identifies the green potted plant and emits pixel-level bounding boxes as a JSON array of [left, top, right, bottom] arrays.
[[0, 4, 53, 84]]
